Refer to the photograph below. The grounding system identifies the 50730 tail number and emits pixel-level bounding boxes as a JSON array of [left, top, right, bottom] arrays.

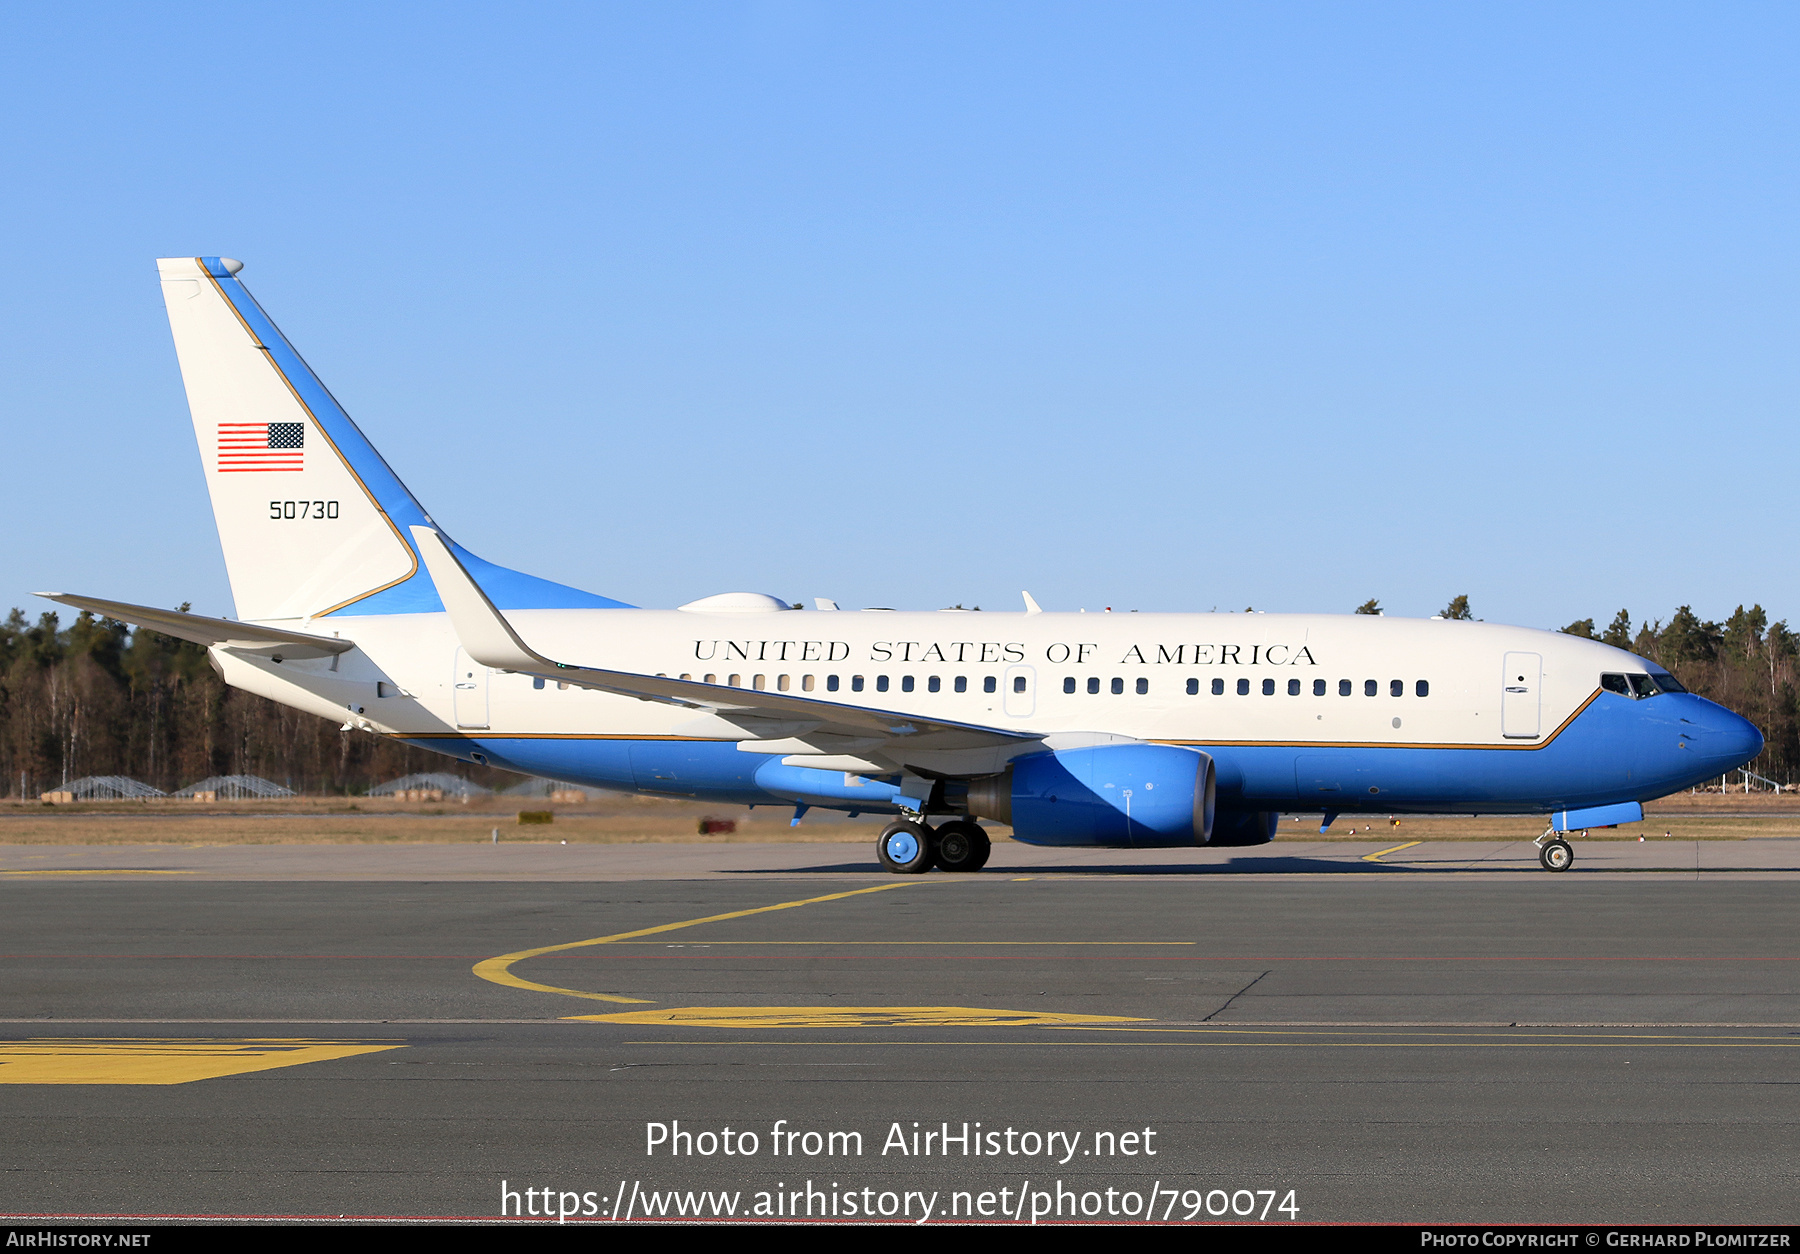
[[270, 500, 339, 519]]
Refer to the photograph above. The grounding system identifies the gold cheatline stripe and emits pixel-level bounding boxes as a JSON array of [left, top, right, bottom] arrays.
[[1162, 689, 1602, 753], [472, 882, 921, 1005]]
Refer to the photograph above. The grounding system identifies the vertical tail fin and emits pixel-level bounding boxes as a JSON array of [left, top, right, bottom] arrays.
[[157, 256, 627, 620]]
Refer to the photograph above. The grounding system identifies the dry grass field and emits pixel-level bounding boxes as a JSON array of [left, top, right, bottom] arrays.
[[1, 788, 1794, 846], [1278, 796, 1800, 842], [0, 791, 886, 846]]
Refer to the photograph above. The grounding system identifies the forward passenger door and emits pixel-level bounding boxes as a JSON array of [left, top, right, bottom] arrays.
[[1501, 652, 1541, 739]]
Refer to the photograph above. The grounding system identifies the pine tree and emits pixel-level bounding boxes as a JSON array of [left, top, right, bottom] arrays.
[[1602, 610, 1632, 649]]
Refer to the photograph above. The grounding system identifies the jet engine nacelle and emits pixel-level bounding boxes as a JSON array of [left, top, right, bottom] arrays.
[[965, 744, 1216, 847], [1209, 808, 1279, 847]]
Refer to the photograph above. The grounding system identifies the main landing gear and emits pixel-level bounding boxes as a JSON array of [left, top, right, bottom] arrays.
[[876, 818, 991, 874], [1534, 826, 1577, 872]]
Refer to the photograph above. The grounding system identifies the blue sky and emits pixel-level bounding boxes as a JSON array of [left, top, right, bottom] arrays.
[[4, 3, 1798, 630]]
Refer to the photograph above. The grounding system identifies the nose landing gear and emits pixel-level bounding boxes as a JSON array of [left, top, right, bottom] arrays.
[[1534, 825, 1577, 872], [876, 818, 991, 874]]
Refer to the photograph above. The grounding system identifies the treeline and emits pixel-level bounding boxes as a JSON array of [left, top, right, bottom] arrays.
[[2, 598, 1794, 798], [0, 608, 510, 798]]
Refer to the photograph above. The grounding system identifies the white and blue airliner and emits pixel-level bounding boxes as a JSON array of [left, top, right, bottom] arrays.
[[42, 257, 1764, 874]]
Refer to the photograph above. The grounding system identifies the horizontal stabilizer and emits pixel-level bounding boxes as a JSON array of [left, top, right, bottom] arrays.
[[410, 527, 1032, 751], [35, 593, 354, 660]]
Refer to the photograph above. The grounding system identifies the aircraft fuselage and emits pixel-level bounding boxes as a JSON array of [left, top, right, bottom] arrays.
[[214, 606, 1759, 818]]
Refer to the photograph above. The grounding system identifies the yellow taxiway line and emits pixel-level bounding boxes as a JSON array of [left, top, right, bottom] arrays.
[[571, 1006, 1146, 1027], [473, 882, 1165, 1025], [0, 1037, 402, 1084], [618, 940, 1194, 946], [1362, 841, 1422, 863], [473, 881, 922, 1005]]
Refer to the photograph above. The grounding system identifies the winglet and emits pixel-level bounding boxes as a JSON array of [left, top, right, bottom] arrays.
[[1022, 591, 1043, 615], [410, 526, 542, 671]]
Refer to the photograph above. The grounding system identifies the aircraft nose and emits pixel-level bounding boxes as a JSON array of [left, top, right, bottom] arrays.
[[1718, 707, 1764, 767], [1688, 700, 1763, 771]]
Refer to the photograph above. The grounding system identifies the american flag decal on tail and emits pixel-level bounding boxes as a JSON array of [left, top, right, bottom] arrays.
[[218, 422, 305, 472]]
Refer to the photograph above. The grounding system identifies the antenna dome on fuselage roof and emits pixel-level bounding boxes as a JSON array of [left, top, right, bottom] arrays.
[[677, 592, 797, 612]]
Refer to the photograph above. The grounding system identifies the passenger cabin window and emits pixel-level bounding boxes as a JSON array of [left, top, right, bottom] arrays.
[[827, 675, 840, 692], [1288, 678, 1301, 696], [1314, 679, 1326, 696], [1111, 678, 1124, 695], [1237, 678, 1250, 696], [927, 676, 939, 693], [729, 674, 742, 687], [1013, 676, 1027, 693], [1390, 679, 1403, 697], [901, 676, 915, 692], [1186, 678, 1200, 695], [1262, 678, 1275, 696], [1415, 680, 1428, 697], [1135, 678, 1148, 695], [802, 675, 815, 692], [984, 677, 998, 693], [1064, 677, 1077, 694], [1339, 679, 1352, 696], [1088, 677, 1101, 695], [955, 677, 967, 693], [1363, 679, 1377, 697], [851, 676, 864, 692], [1212, 678, 1225, 695], [877, 676, 890, 692]]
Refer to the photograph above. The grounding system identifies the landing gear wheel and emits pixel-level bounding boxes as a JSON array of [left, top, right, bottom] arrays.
[[877, 820, 934, 874], [1540, 839, 1573, 872], [931, 820, 991, 872]]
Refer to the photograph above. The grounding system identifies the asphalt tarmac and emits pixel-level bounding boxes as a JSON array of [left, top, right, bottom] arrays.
[[3, 841, 1798, 1225]]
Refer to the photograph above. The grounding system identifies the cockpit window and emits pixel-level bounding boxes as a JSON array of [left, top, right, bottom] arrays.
[[1603, 671, 1684, 699]]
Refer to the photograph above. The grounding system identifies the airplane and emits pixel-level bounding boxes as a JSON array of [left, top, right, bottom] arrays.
[[40, 256, 1764, 874]]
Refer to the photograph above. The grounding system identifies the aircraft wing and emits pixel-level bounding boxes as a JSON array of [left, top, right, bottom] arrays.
[[410, 527, 1034, 752], [35, 593, 354, 660]]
